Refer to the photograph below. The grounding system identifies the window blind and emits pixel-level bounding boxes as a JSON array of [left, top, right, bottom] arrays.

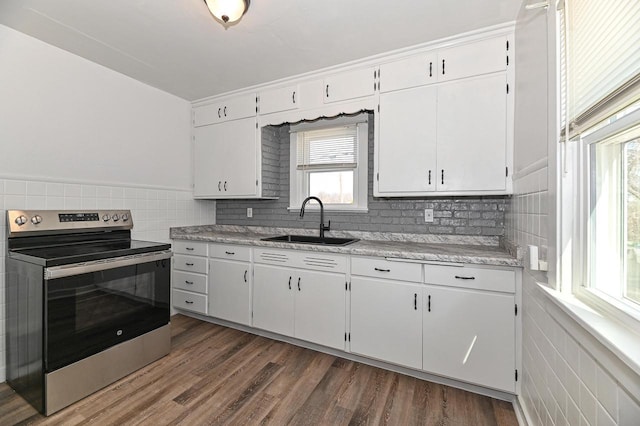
[[296, 125, 358, 170], [563, 0, 640, 137]]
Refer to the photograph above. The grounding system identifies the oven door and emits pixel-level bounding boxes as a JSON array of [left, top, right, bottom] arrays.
[[44, 251, 172, 372]]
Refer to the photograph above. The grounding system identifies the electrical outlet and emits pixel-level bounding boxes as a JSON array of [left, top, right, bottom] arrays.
[[247, 208, 253, 218], [424, 208, 434, 223]]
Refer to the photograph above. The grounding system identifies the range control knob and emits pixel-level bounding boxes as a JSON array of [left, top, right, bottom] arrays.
[[103, 214, 110, 222], [112, 214, 120, 222], [31, 215, 43, 225], [121, 213, 129, 222], [15, 215, 28, 226]]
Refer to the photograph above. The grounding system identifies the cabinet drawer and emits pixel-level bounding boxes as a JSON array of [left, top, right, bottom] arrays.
[[210, 244, 251, 261], [424, 264, 515, 293], [173, 271, 207, 294], [173, 240, 208, 256], [173, 255, 208, 274], [173, 289, 207, 314], [351, 257, 422, 283]]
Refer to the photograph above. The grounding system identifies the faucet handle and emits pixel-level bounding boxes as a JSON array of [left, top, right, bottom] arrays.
[[323, 220, 331, 231]]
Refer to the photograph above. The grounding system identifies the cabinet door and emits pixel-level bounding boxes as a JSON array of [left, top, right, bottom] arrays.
[[377, 86, 437, 195], [294, 270, 346, 350], [379, 52, 438, 93], [253, 264, 294, 336], [209, 260, 251, 326], [223, 93, 257, 121], [350, 277, 422, 369], [259, 85, 299, 115], [222, 117, 258, 197], [423, 285, 515, 392], [437, 74, 507, 192], [323, 67, 375, 103], [193, 123, 226, 197], [438, 36, 507, 82]]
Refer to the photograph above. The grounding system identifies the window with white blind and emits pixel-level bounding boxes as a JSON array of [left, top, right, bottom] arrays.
[[560, 0, 640, 322], [289, 114, 368, 211]]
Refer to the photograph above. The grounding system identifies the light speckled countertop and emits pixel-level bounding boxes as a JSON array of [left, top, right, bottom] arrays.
[[170, 225, 523, 267]]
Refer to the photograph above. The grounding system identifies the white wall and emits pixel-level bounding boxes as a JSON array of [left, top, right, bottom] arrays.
[[0, 24, 192, 189], [508, 5, 640, 426], [0, 25, 216, 383]]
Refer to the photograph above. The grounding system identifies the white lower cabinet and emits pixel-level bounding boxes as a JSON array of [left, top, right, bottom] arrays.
[[252, 248, 347, 350], [172, 241, 208, 315], [350, 277, 422, 369], [422, 284, 515, 392], [208, 244, 252, 326]]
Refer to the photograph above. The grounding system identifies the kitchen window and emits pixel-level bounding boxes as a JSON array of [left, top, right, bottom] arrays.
[[560, 0, 640, 323], [289, 114, 368, 211]]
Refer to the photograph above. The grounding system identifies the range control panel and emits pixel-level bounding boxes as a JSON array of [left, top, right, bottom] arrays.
[[7, 210, 133, 236]]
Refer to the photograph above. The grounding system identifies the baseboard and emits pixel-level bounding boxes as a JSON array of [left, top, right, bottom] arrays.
[[513, 395, 534, 426]]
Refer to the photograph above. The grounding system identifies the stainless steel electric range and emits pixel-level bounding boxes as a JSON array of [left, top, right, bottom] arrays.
[[5, 210, 172, 415]]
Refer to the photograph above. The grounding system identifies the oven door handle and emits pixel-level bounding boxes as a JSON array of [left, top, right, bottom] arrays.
[[44, 250, 173, 280]]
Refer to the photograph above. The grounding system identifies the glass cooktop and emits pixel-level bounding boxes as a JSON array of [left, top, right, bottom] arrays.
[[9, 239, 171, 267]]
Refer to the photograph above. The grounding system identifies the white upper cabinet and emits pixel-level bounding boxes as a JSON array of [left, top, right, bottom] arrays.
[[377, 85, 438, 193], [259, 85, 299, 115], [323, 67, 376, 103], [193, 93, 257, 127], [437, 74, 507, 192], [375, 34, 512, 196], [379, 52, 438, 93], [438, 36, 508, 82], [193, 116, 258, 198]]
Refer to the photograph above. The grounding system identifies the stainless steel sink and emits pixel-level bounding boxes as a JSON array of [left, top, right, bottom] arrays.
[[261, 235, 359, 246]]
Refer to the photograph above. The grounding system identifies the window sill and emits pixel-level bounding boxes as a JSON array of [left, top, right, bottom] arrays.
[[538, 283, 640, 380]]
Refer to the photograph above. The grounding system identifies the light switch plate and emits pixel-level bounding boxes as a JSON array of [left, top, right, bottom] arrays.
[[247, 208, 253, 218], [424, 208, 434, 223]]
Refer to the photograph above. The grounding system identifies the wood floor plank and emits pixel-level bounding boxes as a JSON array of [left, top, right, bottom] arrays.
[[0, 315, 518, 426]]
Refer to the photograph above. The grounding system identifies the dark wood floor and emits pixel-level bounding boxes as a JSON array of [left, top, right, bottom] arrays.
[[0, 315, 518, 425]]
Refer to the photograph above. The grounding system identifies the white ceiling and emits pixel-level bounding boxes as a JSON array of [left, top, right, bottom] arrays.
[[0, 0, 522, 101]]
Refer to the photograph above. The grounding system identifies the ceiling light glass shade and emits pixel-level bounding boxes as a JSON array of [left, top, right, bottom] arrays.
[[204, 0, 249, 24]]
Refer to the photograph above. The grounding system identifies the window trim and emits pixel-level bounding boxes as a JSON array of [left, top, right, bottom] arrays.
[[288, 115, 368, 212], [570, 107, 640, 328]]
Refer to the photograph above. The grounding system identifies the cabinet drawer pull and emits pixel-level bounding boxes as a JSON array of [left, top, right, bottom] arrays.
[[297, 277, 301, 291], [185, 280, 194, 285], [414, 293, 417, 310], [218, 181, 222, 191], [225, 251, 235, 255], [185, 300, 194, 304], [224, 181, 228, 191], [428, 170, 431, 185], [292, 91, 296, 104], [217, 107, 221, 118], [429, 61, 433, 77], [288, 276, 292, 290], [223, 106, 227, 117], [185, 247, 195, 251], [442, 59, 445, 75], [428, 295, 431, 312], [185, 262, 194, 266], [326, 84, 329, 98], [454, 275, 476, 280], [374, 267, 391, 272], [441, 170, 444, 185], [244, 270, 248, 283]]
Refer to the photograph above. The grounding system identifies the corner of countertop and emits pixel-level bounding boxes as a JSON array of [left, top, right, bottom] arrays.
[[499, 237, 524, 264]]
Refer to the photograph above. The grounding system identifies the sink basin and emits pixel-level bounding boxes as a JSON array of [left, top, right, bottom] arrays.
[[261, 235, 359, 246]]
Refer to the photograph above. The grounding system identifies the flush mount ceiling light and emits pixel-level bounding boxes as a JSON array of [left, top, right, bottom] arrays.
[[204, 0, 250, 25]]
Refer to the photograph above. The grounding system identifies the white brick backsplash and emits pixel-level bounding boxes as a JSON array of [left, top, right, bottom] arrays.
[[0, 177, 215, 382]]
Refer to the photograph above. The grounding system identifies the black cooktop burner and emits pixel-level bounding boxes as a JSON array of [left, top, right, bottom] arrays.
[[9, 239, 171, 267]]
